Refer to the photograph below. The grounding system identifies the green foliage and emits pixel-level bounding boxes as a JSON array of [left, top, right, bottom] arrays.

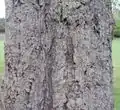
[[113, 20, 120, 38]]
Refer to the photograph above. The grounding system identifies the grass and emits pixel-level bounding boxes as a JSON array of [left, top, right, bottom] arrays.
[[112, 38, 120, 110], [0, 39, 119, 109]]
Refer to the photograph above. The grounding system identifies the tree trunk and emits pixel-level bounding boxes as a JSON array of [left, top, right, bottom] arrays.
[[0, 0, 114, 110]]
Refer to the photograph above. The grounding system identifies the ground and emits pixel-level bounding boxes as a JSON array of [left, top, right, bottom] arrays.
[[112, 38, 120, 110], [0, 39, 119, 110]]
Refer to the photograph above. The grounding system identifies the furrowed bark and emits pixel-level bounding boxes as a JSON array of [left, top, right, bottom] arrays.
[[0, 0, 114, 110]]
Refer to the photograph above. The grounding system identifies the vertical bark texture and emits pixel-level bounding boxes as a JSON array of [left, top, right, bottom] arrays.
[[0, 0, 114, 110]]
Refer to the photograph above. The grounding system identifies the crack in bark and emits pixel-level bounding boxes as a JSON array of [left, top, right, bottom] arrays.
[[36, 0, 39, 5], [65, 36, 74, 65], [80, 0, 92, 6], [63, 93, 69, 110], [40, 37, 56, 110], [43, 0, 51, 32], [59, 0, 63, 22], [64, 28, 75, 79], [92, 14, 100, 35], [13, 0, 24, 7]]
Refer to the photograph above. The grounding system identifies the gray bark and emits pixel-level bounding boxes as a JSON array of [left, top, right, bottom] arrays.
[[0, 0, 114, 110]]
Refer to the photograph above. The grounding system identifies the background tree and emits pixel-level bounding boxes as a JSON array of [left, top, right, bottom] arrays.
[[0, 18, 5, 33], [0, 0, 114, 110]]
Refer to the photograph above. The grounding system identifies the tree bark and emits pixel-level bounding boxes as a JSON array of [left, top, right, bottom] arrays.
[[0, 0, 114, 110]]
